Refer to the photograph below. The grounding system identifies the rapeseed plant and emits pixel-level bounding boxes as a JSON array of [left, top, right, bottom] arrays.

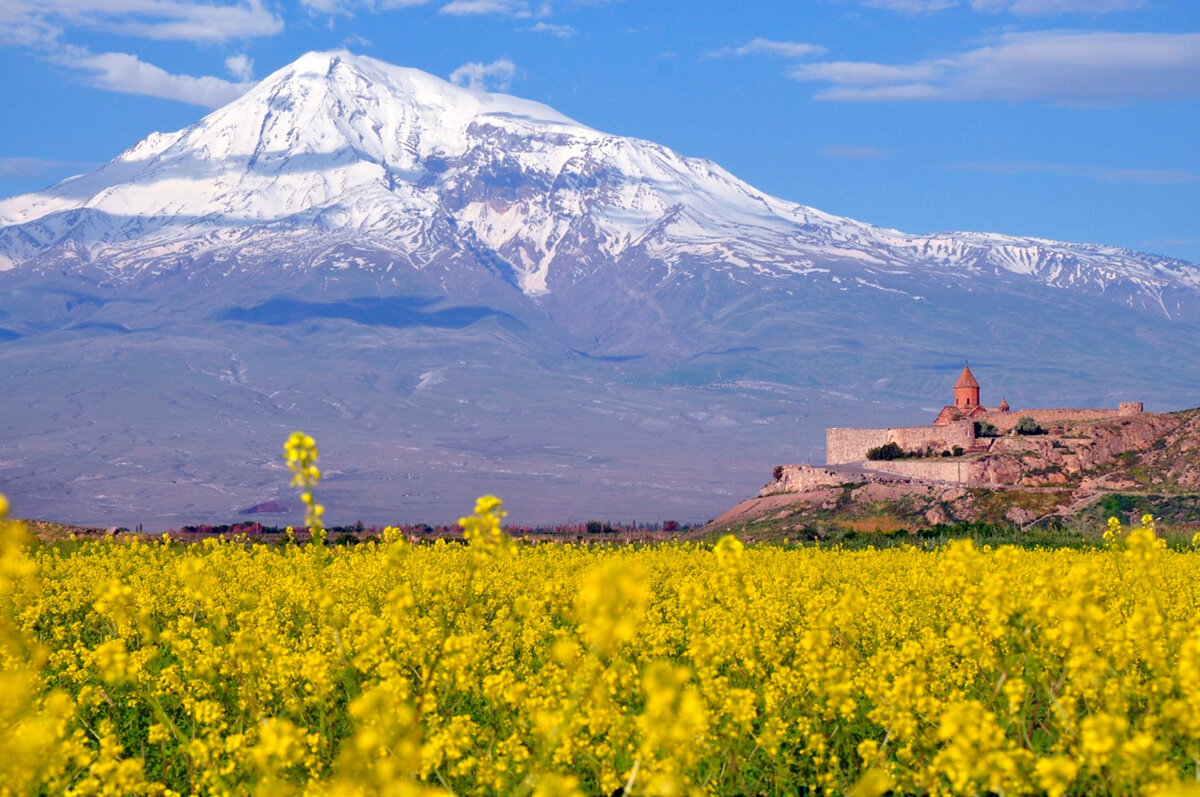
[[0, 436, 1199, 794], [285, 431, 325, 544]]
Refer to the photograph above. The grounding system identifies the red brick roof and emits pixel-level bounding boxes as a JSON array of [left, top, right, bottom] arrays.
[[955, 364, 979, 389]]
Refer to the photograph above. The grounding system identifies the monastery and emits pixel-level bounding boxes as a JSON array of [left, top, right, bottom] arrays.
[[825, 364, 1143, 466]]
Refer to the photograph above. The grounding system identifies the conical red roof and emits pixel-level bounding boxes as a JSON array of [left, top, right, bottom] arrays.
[[998, 397, 1010, 410], [955, 364, 979, 389]]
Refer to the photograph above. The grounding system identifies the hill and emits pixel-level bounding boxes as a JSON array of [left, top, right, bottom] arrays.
[[709, 408, 1200, 540]]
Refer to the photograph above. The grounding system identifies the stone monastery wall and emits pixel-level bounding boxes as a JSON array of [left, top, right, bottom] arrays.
[[889, 423, 975, 454], [826, 428, 889, 465], [862, 459, 970, 483], [826, 423, 974, 465], [980, 403, 1143, 432]]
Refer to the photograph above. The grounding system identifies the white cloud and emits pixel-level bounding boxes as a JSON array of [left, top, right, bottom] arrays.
[[791, 61, 939, 85], [1141, 236, 1200, 249], [790, 31, 1200, 105], [301, 0, 606, 19], [225, 53, 253, 80], [709, 38, 827, 59], [449, 58, 518, 91], [0, 11, 62, 47], [527, 21, 575, 37], [299, 0, 429, 14], [0, 0, 283, 46], [954, 161, 1198, 184], [971, 0, 1145, 13], [861, 0, 1144, 12], [861, 0, 958, 12], [54, 48, 253, 107], [0, 4, 272, 109], [821, 145, 892, 160], [0, 157, 83, 179], [440, 0, 548, 16]]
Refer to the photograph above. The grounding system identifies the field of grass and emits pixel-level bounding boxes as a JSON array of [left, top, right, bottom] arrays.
[[5, 490, 1200, 795]]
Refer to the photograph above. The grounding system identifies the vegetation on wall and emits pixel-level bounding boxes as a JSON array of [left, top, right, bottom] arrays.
[[1016, 416, 1045, 435], [866, 442, 907, 460]]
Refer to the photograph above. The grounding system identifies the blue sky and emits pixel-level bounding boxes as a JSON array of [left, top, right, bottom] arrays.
[[1, 0, 1197, 261]]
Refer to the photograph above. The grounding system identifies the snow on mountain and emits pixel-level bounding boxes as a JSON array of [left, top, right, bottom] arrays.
[[2, 50, 1196, 311], [0, 52, 586, 224]]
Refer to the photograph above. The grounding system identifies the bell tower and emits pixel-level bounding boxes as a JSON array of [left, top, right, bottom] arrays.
[[954, 363, 980, 409]]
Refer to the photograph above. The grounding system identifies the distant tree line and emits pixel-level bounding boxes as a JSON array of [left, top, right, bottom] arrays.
[[166, 518, 692, 541]]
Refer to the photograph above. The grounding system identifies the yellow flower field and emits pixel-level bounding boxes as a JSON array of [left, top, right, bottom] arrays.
[[3, 494, 1200, 796]]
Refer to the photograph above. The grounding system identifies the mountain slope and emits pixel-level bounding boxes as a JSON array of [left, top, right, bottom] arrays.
[[3, 51, 1198, 315], [1, 50, 1199, 527]]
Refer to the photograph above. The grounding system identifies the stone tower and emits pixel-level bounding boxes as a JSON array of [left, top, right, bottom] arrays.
[[954, 364, 980, 409]]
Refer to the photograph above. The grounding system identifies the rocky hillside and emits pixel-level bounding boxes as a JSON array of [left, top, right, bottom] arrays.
[[968, 408, 1200, 491], [711, 408, 1200, 537], [1120, 409, 1200, 490]]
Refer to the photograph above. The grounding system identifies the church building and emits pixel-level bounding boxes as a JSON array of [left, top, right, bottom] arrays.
[[933, 364, 1010, 426], [824, 362, 1143, 466]]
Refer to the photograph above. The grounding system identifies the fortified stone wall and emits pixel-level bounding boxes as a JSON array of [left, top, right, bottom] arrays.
[[888, 423, 975, 454], [826, 428, 889, 465], [826, 423, 975, 465], [863, 459, 972, 483], [978, 405, 1142, 432]]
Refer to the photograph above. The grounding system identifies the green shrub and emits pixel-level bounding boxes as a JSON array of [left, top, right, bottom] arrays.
[[866, 442, 906, 461], [1016, 416, 1044, 435]]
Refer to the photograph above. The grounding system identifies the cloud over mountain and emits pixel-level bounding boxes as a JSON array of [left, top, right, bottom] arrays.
[[791, 31, 1200, 104]]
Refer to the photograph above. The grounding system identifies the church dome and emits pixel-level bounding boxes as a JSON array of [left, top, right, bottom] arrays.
[[955, 364, 979, 389]]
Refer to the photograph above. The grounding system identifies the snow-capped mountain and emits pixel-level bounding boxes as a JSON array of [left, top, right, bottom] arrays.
[[2, 50, 1197, 314], [1, 50, 1199, 527]]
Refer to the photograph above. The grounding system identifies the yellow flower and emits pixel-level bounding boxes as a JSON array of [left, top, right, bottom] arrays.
[[147, 724, 172, 745], [1034, 756, 1079, 797], [458, 494, 511, 554], [713, 534, 744, 568], [1104, 515, 1121, 545], [7, 489, 1200, 796], [283, 431, 325, 543]]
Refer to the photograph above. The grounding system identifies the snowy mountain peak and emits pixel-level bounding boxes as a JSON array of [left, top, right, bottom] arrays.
[[202, 50, 594, 167], [0, 52, 601, 231], [278, 50, 585, 130], [0, 50, 1197, 313]]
